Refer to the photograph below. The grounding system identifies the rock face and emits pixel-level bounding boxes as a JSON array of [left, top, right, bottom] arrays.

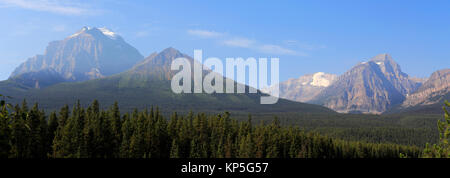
[[261, 72, 337, 102], [370, 54, 421, 95], [309, 54, 421, 114], [10, 27, 144, 82], [400, 69, 450, 108]]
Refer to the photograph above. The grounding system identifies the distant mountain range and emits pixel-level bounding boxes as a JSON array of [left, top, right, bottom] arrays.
[[1, 27, 448, 115], [0, 27, 334, 114], [264, 54, 449, 114]]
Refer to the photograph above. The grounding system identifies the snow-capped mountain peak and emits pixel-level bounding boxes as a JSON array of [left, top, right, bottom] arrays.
[[261, 72, 337, 103], [69, 26, 119, 40], [11, 26, 143, 82]]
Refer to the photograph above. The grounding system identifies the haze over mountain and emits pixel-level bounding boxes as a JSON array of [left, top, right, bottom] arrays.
[[0, 28, 334, 114], [10, 27, 144, 84], [261, 72, 337, 102], [8, 69, 66, 89], [387, 68, 450, 114], [268, 54, 430, 114], [310, 56, 402, 114], [1, 27, 447, 115], [403, 69, 449, 106]]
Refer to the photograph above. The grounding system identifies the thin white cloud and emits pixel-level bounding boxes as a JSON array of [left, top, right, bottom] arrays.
[[187, 29, 224, 38], [283, 40, 326, 51], [0, 0, 98, 15], [257, 44, 302, 56], [298, 44, 327, 51], [222, 38, 255, 48], [188, 29, 308, 56], [222, 37, 305, 56]]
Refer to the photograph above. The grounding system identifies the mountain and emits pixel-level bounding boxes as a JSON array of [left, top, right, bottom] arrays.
[[1, 47, 335, 115], [10, 27, 144, 82], [259, 54, 427, 114], [370, 54, 421, 95], [310, 61, 403, 114], [387, 68, 450, 114], [261, 72, 337, 102], [127, 47, 191, 80], [308, 54, 420, 114]]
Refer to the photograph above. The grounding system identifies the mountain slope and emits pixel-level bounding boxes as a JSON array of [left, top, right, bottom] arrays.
[[386, 68, 450, 114], [261, 72, 337, 102], [370, 54, 421, 95], [310, 61, 405, 114], [8, 69, 66, 89], [1, 48, 335, 114], [10, 27, 144, 82], [262, 54, 422, 114]]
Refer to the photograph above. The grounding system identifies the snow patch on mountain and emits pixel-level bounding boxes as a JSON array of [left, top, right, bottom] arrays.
[[310, 72, 333, 87], [98, 27, 118, 39]]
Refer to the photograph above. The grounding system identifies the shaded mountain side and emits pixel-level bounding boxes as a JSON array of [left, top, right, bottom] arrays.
[[386, 69, 449, 114], [7, 69, 66, 89], [385, 97, 449, 114]]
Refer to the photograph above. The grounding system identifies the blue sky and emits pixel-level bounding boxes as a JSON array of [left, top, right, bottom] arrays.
[[0, 0, 449, 82]]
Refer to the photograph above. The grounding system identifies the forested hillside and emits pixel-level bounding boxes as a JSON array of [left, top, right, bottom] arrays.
[[0, 98, 422, 158]]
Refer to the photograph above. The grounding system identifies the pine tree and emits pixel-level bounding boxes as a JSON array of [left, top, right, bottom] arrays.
[[120, 113, 132, 158], [51, 105, 70, 158], [99, 111, 113, 158], [56, 101, 85, 158], [9, 105, 27, 158], [254, 121, 266, 158], [168, 112, 178, 139], [0, 94, 11, 158], [48, 112, 58, 149], [153, 113, 168, 158], [129, 112, 146, 158], [109, 101, 121, 157], [224, 133, 233, 158], [189, 137, 201, 158], [170, 139, 180, 158], [215, 138, 224, 158], [423, 100, 450, 158], [238, 133, 254, 158], [25, 103, 47, 158]]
